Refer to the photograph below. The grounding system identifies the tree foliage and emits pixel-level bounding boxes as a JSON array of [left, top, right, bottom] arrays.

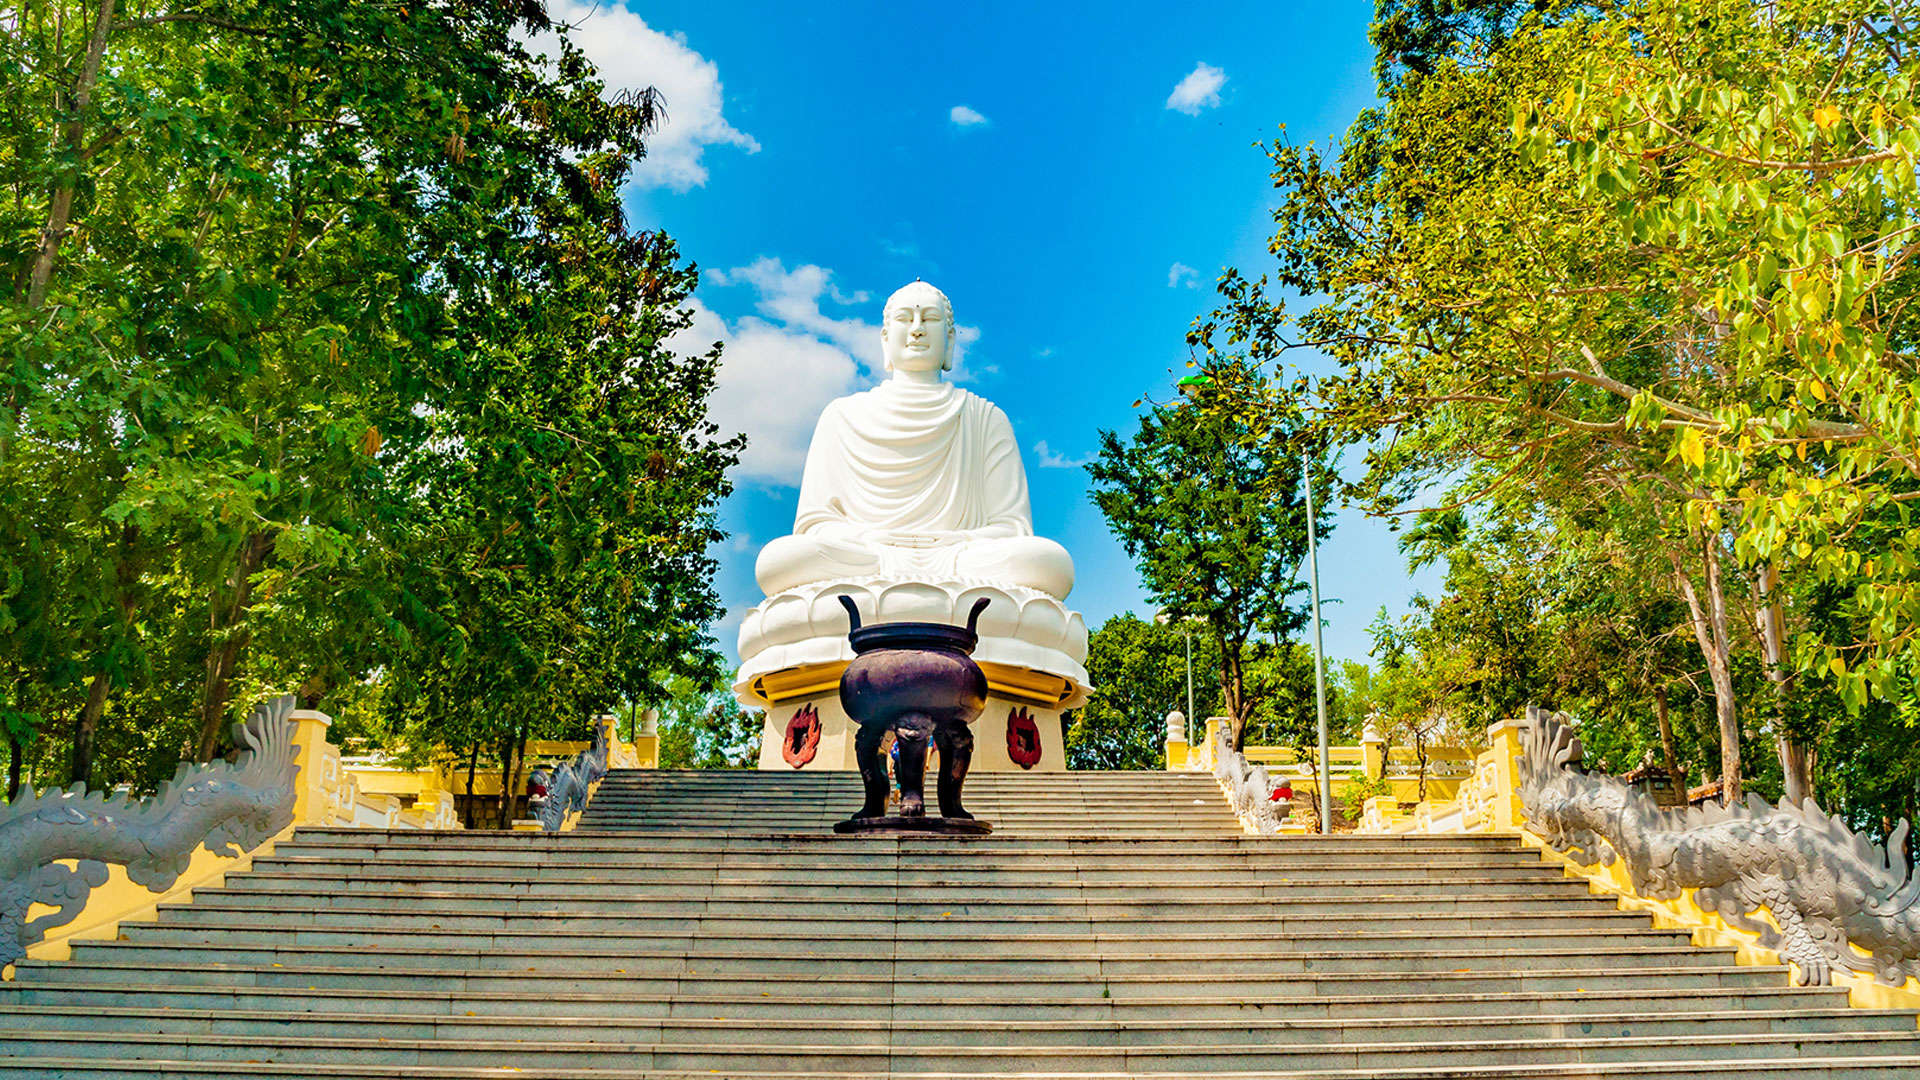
[[651, 675, 760, 770], [1196, 0, 1920, 812], [1, 0, 739, 799], [1068, 613, 1222, 770], [1086, 361, 1335, 747]]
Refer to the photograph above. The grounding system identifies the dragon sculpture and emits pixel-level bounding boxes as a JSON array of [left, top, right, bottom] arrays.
[[1519, 704, 1920, 987], [0, 694, 300, 968], [537, 718, 610, 832], [1211, 726, 1286, 834]]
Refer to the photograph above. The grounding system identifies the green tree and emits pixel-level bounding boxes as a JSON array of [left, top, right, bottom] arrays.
[[653, 675, 760, 770], [1194, 0, 1920, 804], [1087, 361, 1335, 748], [1, 1, 739, 801]]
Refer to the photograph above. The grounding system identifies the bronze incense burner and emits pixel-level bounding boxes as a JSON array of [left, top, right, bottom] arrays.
[[833, 594, 993, 835]]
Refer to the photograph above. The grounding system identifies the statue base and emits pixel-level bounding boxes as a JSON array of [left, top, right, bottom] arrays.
[[750, 668, 1070, 772], [834, 816, 993, 836]]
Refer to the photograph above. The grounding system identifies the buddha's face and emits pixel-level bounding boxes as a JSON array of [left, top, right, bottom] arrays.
[[880, 282, 954, 374]]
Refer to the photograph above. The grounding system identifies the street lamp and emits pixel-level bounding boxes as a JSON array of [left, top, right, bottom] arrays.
[[1304, 455, 1331, 835]]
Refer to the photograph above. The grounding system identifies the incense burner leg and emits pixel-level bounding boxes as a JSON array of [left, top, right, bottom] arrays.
[[934, 719, 975, 819], [893, 712, 934, 817], [852, 721, 891, 820]]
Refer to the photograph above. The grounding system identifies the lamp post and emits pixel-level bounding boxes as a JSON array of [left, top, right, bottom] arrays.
[[1154, 608, 1197, 726], [1304, 456, 1331, 835]]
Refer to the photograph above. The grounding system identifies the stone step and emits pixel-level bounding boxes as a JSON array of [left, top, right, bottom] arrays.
[[578, 791, 1221, 801], [210, 876, 1605, 899], [584, 787, 1228, 797], [177, 887, 1625, 918], [281, 832, 1520, 852], [597, 771, 1221, 784], [65, 938, 1739, 976], [4, 1004, 1908, 1046], [215, 873, 1597, 901], [154, 901, 1654, 935], [224, 857, 1582, 883], [10, 959, 1785, 997], [246, 856, 1560, 880], [19, 764, 1917, 1077], [121, 923, 1694, 957], [567, 824, 1249, 836], [218, 869, 1592, 897], [263, 845, 1549, 869], [0, 981, 1851, 1022], [5, 1057, 1919, 1079], [4, 1027, 1917, 1072]]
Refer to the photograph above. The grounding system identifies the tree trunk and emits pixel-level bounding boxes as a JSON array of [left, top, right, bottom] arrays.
[[1652, 689, 1682, 790], [26, 0, 117, 309], [6, 730, 22, 801], [1218, 633, 1248, 750], [462, 742, 480, 830], [1753, 563, 1814, 804], [68, 670, 111, 786], [1670, 535, 1740, 805], [193, 530, 273, 761], [496, 732, 524, 830]]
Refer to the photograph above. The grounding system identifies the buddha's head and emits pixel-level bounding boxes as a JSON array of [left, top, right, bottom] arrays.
[[880, 280, 955, 374]]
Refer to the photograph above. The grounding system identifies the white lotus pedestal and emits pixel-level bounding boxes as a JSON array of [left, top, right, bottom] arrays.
[[735, 579, 1090, 772]]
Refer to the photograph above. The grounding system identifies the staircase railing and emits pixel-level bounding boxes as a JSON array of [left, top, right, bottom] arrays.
[[1204, 725, 1289, 835], [0, 697, 459, 971], [1361, 704, 1920, 1014], [1, 697, 300, 969], [536, 715, 612, 832]]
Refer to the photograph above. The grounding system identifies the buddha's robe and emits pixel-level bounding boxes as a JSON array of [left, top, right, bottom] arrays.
[[754, 380, 1074, 599]]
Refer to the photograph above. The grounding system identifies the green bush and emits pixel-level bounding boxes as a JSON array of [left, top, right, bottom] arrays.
[[1340, 776, 1394, 819]]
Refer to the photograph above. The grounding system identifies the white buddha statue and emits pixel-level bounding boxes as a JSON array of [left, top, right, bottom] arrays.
[[753, 281, 1075, 600], [737, 281, 1089, 768]]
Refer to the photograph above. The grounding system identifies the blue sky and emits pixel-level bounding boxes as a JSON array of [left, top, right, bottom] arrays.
[[553, 1, 1441, 665]]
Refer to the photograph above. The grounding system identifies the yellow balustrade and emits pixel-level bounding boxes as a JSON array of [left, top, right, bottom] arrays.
[[1169, 719, 1474, 807], [8, 707, 461, 975], [1362, 711, 1920, 1022], [9, 709, 648, 978]]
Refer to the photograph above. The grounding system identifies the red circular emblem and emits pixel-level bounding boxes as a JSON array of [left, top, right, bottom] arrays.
[[782, 704, 822, 768], [1006, 707, 1042, 769]]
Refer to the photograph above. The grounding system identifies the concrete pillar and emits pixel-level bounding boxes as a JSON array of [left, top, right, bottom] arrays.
[[288, 708, 337, 825], [1164, 710, 1188, 770], [1202, 716, 1226, 770], [1361, 718, 1386, 780], [1485, 707, 1534, 834], [634, 708, 660, 768]]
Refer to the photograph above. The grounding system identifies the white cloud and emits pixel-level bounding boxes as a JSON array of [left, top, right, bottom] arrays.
[[1166, 62, 1227, 115], [1168, 262, 1201, 289], [1034, 440, 1093, 470], [541, 1, 759, 191], [675, 259, 982, 486], [950, 105, 989, 128]]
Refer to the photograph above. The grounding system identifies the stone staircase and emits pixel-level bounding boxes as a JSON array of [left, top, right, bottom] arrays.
[[2, 768, 1918, 1077]]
